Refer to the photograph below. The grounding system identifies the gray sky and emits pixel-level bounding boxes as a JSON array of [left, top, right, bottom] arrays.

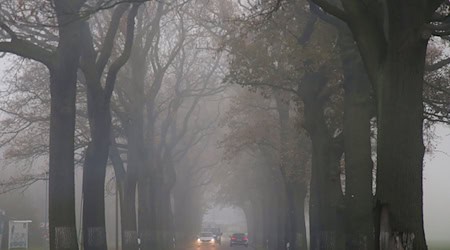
[[424, 125, 450, 243]]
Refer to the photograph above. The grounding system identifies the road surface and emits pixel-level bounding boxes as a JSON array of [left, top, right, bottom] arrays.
[[176, 238, 254, 250]]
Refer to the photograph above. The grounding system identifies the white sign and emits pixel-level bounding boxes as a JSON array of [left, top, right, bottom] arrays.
[[8, 220, 31, 249]]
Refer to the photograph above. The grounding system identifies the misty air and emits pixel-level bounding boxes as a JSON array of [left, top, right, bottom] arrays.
[[0, 0, 450, 250]]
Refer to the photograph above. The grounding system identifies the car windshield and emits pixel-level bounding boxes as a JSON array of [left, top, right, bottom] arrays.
[[201, 232, 213, 237], [233, 233, 245, 237]]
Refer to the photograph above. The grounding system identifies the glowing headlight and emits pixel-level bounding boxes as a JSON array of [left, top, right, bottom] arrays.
[[197, 238, 201, 243], [211, 238, 215, 243]]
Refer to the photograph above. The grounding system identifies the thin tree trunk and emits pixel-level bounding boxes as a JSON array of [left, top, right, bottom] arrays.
[[262, 198, 271, 249], [160, 158, 176, 250], [109, 135, 138, 250], [121, 177, 138, 250], [293, 185, 307, 250], [243, 201, 255, 246], [269, 195, 279, 250], [160, 187, 175, 249]]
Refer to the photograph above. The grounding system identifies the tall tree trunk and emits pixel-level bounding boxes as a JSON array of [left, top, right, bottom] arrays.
[[242, 202, 254, 241], [268, 194, 279, 250], [159, 187, 175, 249], [159, 157, 176, 250], [82, 103, 111, 250], [109, 135, 138, 250], [294, 185, 307, 250], [48, 2, 83, 248], [338, 30, 375, 250], [302, 71, 345, 250], [149, 172, 168, 250], [121, 177, 138, 250], [80, 5, 138, 249], [133, 69, 152, 250], [277, 186, 287, 249], [275, 94, 308, 250], [336, 2, 432, 248], [252, 198, 264, 247], [376, 34, 427, 250], [286, 182, 308, 250], [262, 197, 271, 249]]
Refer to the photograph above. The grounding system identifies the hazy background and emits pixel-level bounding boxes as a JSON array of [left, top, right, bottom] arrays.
[[0, 53, 450, 247], [424, 125, 450, 245]]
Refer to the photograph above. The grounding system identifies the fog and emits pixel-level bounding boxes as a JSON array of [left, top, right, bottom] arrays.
[[424, 125, 450, 245], [0, 1, 450, 250]]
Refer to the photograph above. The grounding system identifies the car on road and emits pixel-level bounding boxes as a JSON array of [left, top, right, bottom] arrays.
[[230, 233, 248, 247], [197, 232, 216, 246], [203, 227, 222, 245]]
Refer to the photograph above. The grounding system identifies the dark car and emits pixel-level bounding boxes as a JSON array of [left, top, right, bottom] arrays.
[[230, 233, 248, 247]]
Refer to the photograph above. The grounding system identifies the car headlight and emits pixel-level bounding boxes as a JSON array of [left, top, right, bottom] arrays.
[[211, 238, 215, 243], [197, 238, 201, 243]]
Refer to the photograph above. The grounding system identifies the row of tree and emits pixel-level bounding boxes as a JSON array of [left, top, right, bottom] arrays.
[[214, 0, 450, 250], [2, 0, 450, 250], [0, 0, 227, 249]]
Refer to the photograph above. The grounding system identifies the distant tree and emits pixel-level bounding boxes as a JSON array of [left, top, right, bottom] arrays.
[[218, 88, 311, 249], [222, 1, 348, 248]]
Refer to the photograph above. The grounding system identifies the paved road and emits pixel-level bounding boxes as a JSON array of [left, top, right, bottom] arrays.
[[176, 238, 254, 250]]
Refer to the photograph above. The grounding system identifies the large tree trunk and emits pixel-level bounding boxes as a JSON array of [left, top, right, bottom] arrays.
[[275, 94, 308, 250], [338, 30, 375, 250], [286, 182, 308, 250], [302, 71, 345, 250], [338, 3, 432, 248], [376, 33, 427, 250], [48, 3, 83, 249]]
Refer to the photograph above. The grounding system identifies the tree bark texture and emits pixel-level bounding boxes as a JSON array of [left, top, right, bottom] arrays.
[[275, 95, 308, 250], [375, 34, 428, 250], [80, 5, 138, 249], [338, 30, 375, 250], [338, 1, 435, 249], [82, 101, 111, 250], [302, 71, 345, 250], [49, 1, 85, 249]]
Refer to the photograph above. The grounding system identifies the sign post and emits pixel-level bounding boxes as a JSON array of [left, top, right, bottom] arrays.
[[8, 220, 31, 249]]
